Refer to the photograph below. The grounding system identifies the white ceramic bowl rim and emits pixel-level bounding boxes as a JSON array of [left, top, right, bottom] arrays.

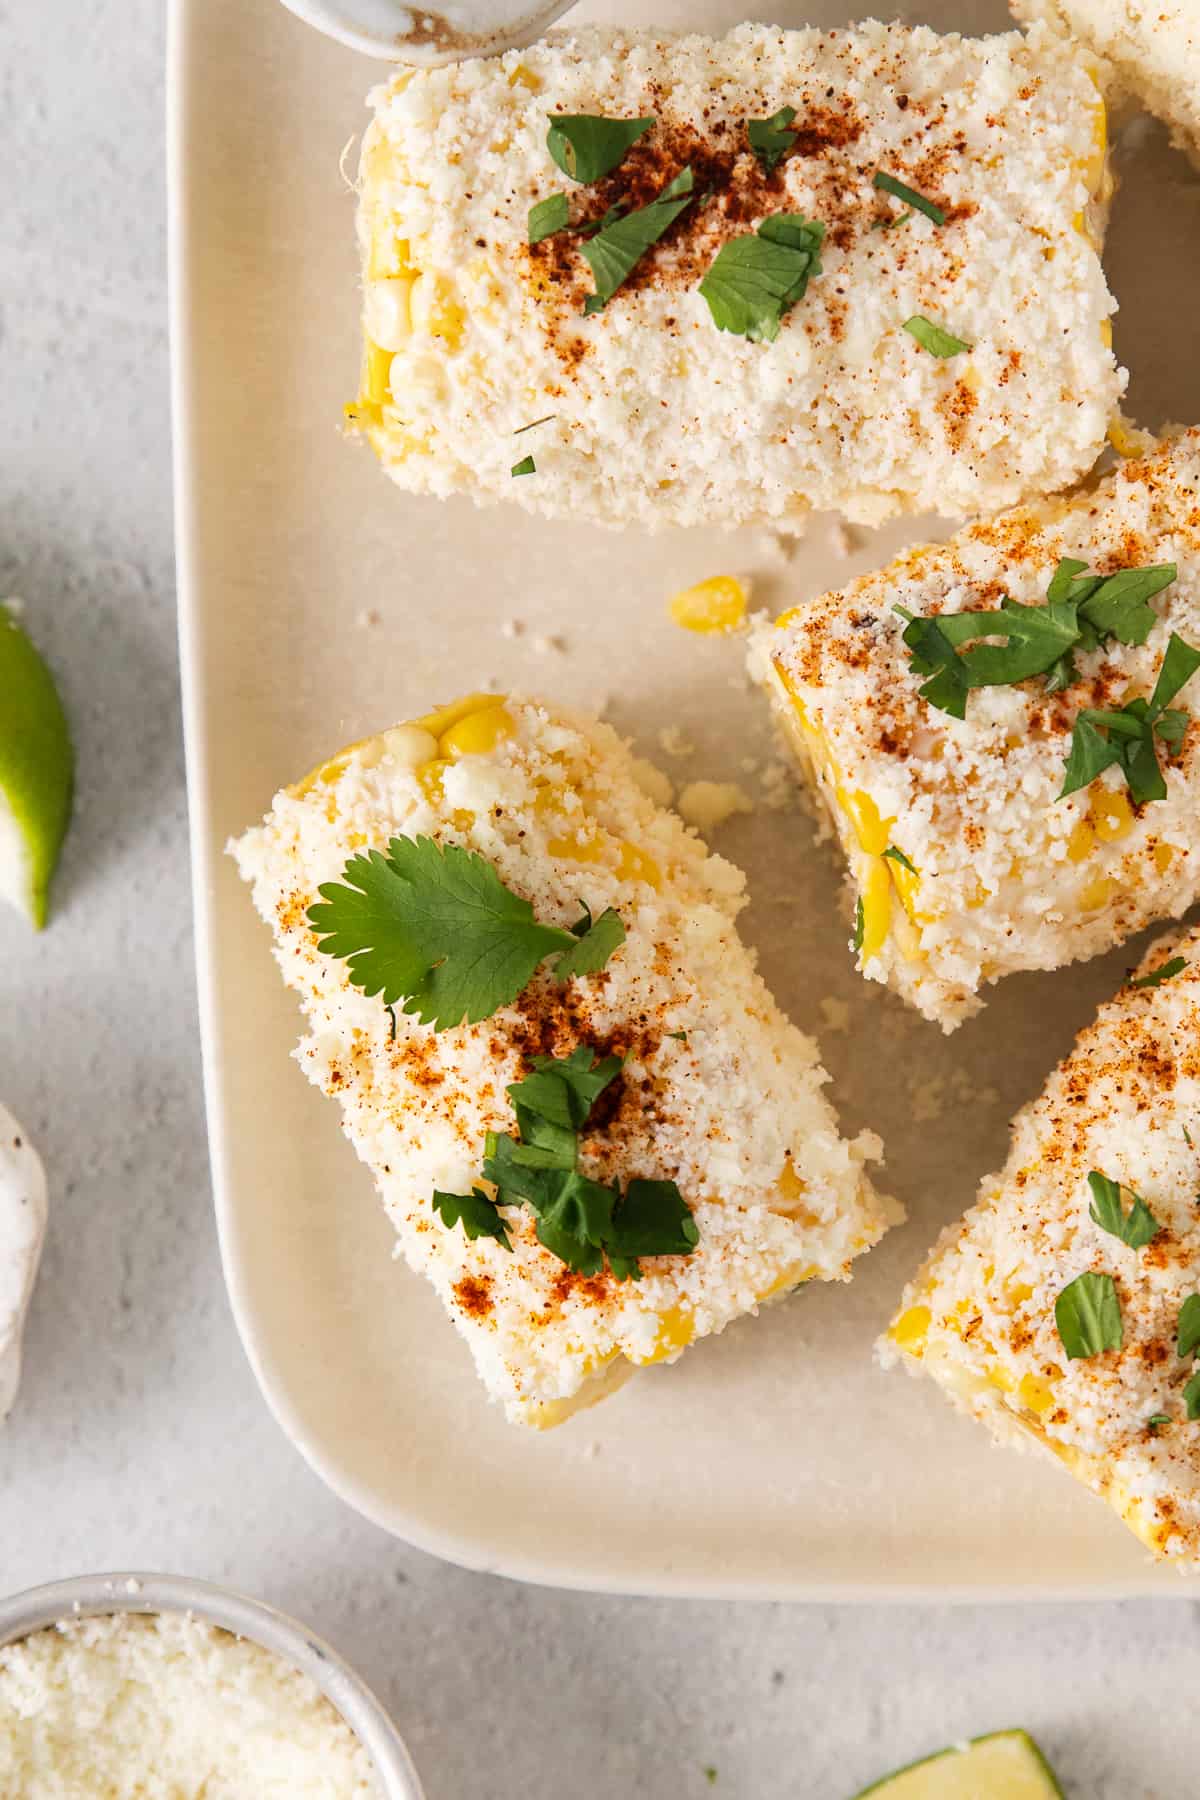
[[0, 1572, 424, 1800]]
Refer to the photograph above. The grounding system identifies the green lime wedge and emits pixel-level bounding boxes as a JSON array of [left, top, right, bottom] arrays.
[[0, 606, 73, 928], [853, 1730, 1064, 1799]]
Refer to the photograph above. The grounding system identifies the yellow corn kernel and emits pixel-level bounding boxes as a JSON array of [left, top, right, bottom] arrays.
[[1108, 416, 1155, 459], [1091, 789, 1133, 843], [668, 575, 747, 636], [756, 1262, 815, 1301], [363, 277, 413, 351], [635, 1306, 695, 1366], [858, 857, 892, 960], [364, 340, 393, 406], [1067, 818, 1096, 863], [367, 229, 412, 282], [1099, 318, 1113, 349], [1019, 1373, 1057, 1415], [891, 1305, 931, 1352], [343, 400, 382, 431], [965, 879, 991, 909], [548, 828, 660, 890], [439, 703, 515, 760], [416, 693, 501, 738], [616, 841, 661, 889], [774, 1157, 820, 1226], [1155, 842, 1179, 873], [1080, 872, 1115, 911], [1007, 1282, 1034, 1306], [988, 1365, 1016, 1395], [507, 62, 541, 90], [409, 273, 464, 348], [1084, 89, 1107, 192], [838, 788, 893, 857]]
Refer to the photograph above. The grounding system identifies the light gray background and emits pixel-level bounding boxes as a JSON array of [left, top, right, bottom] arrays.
[[3, 0, 1200, 1795]]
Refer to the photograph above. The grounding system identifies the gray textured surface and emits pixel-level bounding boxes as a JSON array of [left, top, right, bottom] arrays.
[[2, 0, 1200, 1795]]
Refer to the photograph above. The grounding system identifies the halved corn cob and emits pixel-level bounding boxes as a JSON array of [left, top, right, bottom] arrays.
[[232, 694, 895, 1428], [349, 19, 1122, 531], [884, 923, 1200, 1567], [754, 430, 1200, 1031], [1012, 1, 1200, 167]]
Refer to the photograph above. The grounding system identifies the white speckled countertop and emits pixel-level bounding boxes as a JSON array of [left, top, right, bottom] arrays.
[[4, 1, 1200, 1794]]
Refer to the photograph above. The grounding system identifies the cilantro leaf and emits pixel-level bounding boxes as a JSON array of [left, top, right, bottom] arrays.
[[883, 845, 917, 875], [1087, 1170, 1161, 1249], [1147, 1413, 1172, 1432], [509, 1047, 622, 1136], [853, 896, 865, 953], [308, 837, 623, 1030], [1186, 1371, 1200, 1421], [609, 1178, 701, 1260], [873, 170, 945, 225], [1177, 1294, 1200, 1360], [528, 193, 569, 245], [546, 114, 654, 183], [511, 455, 536, 477], [1132, 956, 1187, 990], [1077, 564, 1176, 646], [699, 213, 825, 342], [903, 315, 971, 358], [1055, 1271, 1123, 1359], [747, 105, 796, 174], [432, 1187, 512, 1250], [1060, 632, 1200, 804], [554, 905, 626, 980], [580, 167, 694, 312]]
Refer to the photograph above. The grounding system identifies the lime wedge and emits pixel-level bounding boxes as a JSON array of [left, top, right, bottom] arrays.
[[0, 605, 73, 928], [854, 1730, 1064, 1799]]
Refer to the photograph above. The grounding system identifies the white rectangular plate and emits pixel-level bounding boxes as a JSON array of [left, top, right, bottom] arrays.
[[171, 0, 1200, 1595]]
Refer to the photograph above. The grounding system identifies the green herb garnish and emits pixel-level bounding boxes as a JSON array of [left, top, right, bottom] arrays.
[[308, 836, 625, 1031], [853, 896, 865, 954], [896, 558, 1179, 722], [747, 105, 796, 174], [580, 167, 695, 314], [882, 845, 917, 875], [873, 171, 945, 225], [1055, 1270, 1123, 1359], [511, 455, 537, 477], [474, 1047, 698, 1279], [699, 212, 825, 342], [528, 193, 569, 245], [1186, 1372, 1200, 1421], [903, 315, 971, 358], [1059, 631, 1200, 804], [1132, 956, 1187, 990], [1185, 1125, 1194, 1149], [1087, 1170, 1161, 1249], [546, 114, 654, 183], [1147, 1413, 1172, 1433], [1177, 1295, 1200, 1360], [872, 210, 911, 232], [432, 1188, 512, 1250]]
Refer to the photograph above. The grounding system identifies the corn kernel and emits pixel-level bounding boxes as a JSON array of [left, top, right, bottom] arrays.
[[988, 1365, 1016, 1395], [838, 788, 893, 857], [364, 277, 413, 351], [859, 857, 892, 960], [634, 1306, 695, 1366], [364, 340, 393, 406], [891, 1305, 931, 1351], [1080, 872, 1115, 911], [1091, 789, 1134, 843], [1019, 1373, 1057, 1415], [409, 273, 465, 348], [1067, 818, 1096, 863], [616, 841, 661, 889], [1155, 842, 1179, 873], [668, 575, 748, 635], [416, 693, 502, 738], [439, 703, 515, 760]]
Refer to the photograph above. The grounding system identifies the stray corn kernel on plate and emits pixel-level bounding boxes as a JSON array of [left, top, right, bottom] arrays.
[[172, 0, 1200, 1592]]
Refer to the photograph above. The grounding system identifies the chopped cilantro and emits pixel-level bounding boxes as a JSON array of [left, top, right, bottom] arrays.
[[1055, 1270, 1123, 1359], [580, 167, 695, 313], [555, 903, 626, 980], [853, 896, 865, 954], [511, 455, 537, 477], [546, 114, 654, 183], [883, 845, 917, 875], [1086, 1170, 1161, 1249], [871, 210, 912, 232], [1132, 956, 1187, 990], [1147, 1413, 1171, 1433], [308, 836, 624, 1031], [1185, 1125, 1195, 1149], [1177, 1294, 1200, 1360], [432, 1187, 512, 1250], [476, 1048, 699, 1278], [1059, 631, 1200, 805], [746, 105, 796, 174], [1186, 1371, 1200, 1421], [666, 1029, 689, 1042], [873, 170, 945, 225], [699, 213, 824, 342], [528, 193, 569, 245], [903, 315, 971, 358]]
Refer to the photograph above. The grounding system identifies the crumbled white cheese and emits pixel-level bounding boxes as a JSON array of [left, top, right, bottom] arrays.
[[232, 697, 896, 1427], [657, 726, 696, 759], [0, 1104, 47, 1420], [356, 20, 1123, 530], [677, 780, 755, 834], [0, 1613, 375, 1796], [629, 756, 674, 809]]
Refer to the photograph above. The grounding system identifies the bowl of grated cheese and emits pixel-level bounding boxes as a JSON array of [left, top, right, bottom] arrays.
[[0, 1571, 424, 1798]]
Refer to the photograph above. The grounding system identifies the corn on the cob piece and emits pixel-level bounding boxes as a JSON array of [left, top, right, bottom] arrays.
[[349, 20, 1122, 531], [1012, 1, 1200, 167], [755, 430, 1200, 1031], [884, 923, 1200, 1566], [231, 694, 895, 1428]]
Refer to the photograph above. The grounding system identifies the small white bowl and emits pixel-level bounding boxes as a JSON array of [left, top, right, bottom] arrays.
[[0, 1572, 424, 1800], [276, 0, 575, 64]]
